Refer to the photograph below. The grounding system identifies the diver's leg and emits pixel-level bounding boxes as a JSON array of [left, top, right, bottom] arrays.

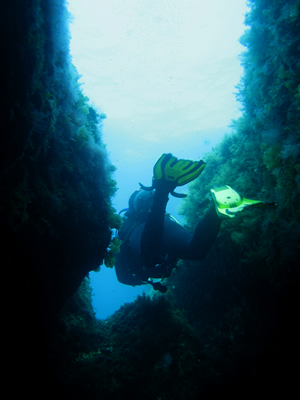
[[188, 204, 221, 260], [139, 153, 206, 268], [140, 189, 169, 268]]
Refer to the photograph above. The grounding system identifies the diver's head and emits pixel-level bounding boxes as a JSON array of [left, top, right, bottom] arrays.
[[129, 189, 154, 218]]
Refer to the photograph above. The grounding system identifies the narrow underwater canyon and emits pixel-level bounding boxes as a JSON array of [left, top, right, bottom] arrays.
[[1, 0, 299, 398]]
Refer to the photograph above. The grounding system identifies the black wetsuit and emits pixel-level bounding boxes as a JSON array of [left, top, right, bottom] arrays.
[[115, 189, 221, 287]]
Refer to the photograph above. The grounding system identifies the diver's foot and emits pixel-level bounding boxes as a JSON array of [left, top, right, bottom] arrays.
[[210, 185, 271, 219], [139, 153, 206, 197], [152, 153, 206, 195]]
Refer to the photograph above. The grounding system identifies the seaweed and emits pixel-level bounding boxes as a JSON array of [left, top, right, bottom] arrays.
[[1, 0, 119, 317]]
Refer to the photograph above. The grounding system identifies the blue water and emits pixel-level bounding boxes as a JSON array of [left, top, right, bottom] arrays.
[[89, 268, 151, 320]]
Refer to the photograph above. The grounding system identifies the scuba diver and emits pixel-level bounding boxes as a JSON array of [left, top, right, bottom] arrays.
[[115, 153, 274, 293]]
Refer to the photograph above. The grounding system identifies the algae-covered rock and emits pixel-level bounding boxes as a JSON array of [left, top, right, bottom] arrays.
[[1, 0, 117, 317]]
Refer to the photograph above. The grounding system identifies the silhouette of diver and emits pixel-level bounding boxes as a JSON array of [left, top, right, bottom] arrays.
[[115, 153, 274, 293]]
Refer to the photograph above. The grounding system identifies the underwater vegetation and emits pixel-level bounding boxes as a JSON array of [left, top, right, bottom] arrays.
[[1, 0, 119, 317], [52, 281, 202, 399], [180, 0, 300, 274], [169, 0, 300, 394], [1, 1, 119, 392], [2, 0, 300, 398]]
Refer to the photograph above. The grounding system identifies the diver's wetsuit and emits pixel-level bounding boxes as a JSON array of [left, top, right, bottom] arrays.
[[115, 188, 221, 287]]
